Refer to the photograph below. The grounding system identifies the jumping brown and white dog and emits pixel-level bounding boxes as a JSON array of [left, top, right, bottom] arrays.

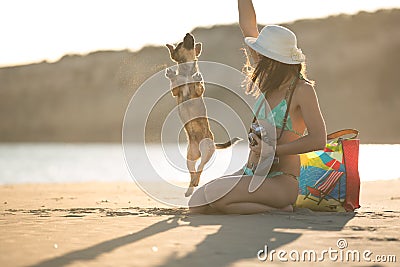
[[165, 33, 240, 197]]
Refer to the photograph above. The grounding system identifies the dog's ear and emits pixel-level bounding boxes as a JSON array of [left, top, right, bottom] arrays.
[[195, 43, 202, 57], [166, 44, 175, 58]]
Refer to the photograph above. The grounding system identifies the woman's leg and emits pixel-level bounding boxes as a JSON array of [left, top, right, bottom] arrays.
[[188, 173, 244, 214], [189, 204, 220, 214], [205, 174, 298, 214]]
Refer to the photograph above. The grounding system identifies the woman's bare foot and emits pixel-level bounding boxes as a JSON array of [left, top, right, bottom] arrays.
[[279, 205, 293, 212]]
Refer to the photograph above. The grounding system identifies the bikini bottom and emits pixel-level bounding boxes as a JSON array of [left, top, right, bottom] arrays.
[[242, 166, 298, 181]]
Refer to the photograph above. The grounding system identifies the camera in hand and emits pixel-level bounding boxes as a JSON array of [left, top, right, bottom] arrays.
[[248, 122, 270, 146]]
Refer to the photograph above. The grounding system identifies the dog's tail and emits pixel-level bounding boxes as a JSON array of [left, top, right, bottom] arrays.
[[215, 137, 242, 149]]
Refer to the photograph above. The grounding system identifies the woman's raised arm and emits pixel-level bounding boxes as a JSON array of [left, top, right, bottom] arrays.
[[238, 0, 259, 62], [238, 0, 259, 38]]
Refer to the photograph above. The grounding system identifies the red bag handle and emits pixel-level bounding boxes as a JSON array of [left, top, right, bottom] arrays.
[[327, 129, 359, 140]]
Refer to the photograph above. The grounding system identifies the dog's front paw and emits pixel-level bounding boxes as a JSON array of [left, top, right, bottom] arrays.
[[185, 187, 194, 197], [192, 72, 203, 82], [165, 67, 177, 79]]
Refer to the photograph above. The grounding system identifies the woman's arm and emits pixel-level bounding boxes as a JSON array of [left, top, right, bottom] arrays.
[[238, 0, 259, 61], [238, 0, 258, 37], [275, 83, 327, 156]]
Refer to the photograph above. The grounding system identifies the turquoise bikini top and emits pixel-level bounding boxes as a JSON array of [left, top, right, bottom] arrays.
[[253, 91, 304, 137]]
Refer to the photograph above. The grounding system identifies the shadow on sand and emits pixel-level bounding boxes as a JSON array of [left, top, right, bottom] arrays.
[[29, 209, 354, 267]]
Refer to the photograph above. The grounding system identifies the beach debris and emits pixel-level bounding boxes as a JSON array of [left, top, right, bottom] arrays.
[[64, 214, 85, 218], [105, 211, 139, 217], [5, 207, 189, 217], [348, 226, 377, 231], [368, 237, 399, 242], [54, 244, 58, 249], [152, 246, 158, 252], [96, 199, 110, 204]]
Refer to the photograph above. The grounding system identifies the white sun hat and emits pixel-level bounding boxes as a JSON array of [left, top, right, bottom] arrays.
[[244, 25, 305, 64]]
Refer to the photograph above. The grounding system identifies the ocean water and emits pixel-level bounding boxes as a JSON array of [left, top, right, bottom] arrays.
[[0, 143, 399, 185]]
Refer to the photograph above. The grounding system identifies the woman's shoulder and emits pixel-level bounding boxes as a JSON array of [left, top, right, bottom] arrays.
[[293, 79, 318, 105]]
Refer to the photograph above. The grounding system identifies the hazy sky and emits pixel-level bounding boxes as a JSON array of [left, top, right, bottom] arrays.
[[1, 0, 399, 67]]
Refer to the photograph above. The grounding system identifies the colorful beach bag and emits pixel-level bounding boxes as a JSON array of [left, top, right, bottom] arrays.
[[295, 129, 361, 212]]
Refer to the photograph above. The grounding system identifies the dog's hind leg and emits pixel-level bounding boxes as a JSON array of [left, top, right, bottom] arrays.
[[186, 142, 201, 197], [194, 138, 216, 187]]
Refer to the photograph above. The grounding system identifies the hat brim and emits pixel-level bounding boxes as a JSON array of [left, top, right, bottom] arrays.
[[244, 37, 303, 65]]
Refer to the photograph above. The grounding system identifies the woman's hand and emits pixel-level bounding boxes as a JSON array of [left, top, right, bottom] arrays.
[[249, 133, 275, 159]]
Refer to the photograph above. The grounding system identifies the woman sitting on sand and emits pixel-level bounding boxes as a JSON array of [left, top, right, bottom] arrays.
[[188, 0, 327, 214]]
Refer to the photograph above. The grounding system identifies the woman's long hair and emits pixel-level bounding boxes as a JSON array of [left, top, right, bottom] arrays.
[[242, 49, 313, 97]]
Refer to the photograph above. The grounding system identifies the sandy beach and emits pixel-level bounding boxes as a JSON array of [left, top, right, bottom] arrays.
[[0, 179, 399, 267]]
